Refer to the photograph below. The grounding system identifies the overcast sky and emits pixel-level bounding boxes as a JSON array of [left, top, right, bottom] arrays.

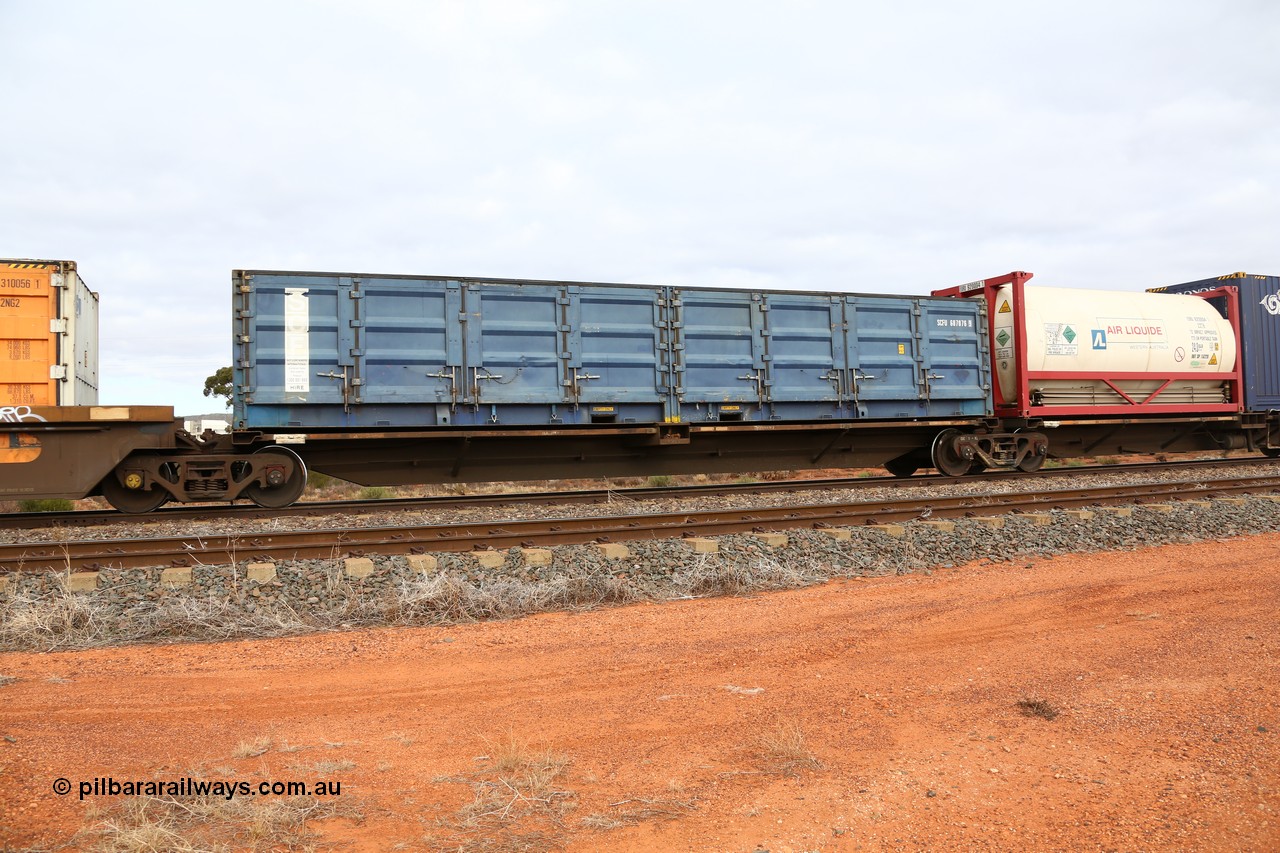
[[3, 0, 1277, 416]]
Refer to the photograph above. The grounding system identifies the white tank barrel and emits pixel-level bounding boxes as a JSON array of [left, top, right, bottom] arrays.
[[993, 286, 1236, 407]]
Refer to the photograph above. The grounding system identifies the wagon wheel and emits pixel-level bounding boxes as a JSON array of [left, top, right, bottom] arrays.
[[243, 447, 308, 509], [1014, 429, 1047, 473], [1263, 447, 1280, 459], [931, 429, 972, 478], [100, 466, 171, 514], [1017, 453, 1046, 472]]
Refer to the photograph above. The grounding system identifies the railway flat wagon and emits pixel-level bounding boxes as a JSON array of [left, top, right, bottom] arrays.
[[233, 270, 992, 430]]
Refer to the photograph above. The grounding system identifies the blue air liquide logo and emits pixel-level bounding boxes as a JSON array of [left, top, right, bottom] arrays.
[[1261, 288, 1280, 316]]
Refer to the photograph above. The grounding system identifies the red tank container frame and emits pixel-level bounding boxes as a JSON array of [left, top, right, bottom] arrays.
[[932, 272, 1244, 419]]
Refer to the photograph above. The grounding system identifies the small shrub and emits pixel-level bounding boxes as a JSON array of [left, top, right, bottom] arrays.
[[755, 723, 821, 776], [232, 736, 272, 759], [357, 486, 393, 500], [1016, 697, 1060, 721], [17, 498, 74, 513], [644, 475, 674, 488]]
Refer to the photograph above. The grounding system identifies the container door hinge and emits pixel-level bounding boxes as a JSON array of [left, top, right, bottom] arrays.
[[50, 319, 68, 334]]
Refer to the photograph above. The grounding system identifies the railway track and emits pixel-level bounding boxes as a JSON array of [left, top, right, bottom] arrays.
[[5, 471, 1280, 573], [3, 456, 1275, 531]]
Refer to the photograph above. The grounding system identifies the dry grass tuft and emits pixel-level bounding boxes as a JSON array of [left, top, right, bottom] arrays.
[[0, 588, 314, 651], [756, 722, 822, 776], [291, 759, 356, 775], [1016, 696, 1061, 721], [582, 797, 695, 830], [232, 736, 272, 759], [430, 735, 575, 853], [1, 552, 837, 653], [77, 793, 360, 852]]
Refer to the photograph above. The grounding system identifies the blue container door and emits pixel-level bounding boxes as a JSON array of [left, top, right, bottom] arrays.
[[463, 283, 565, 406], [916, 299, 988, 414], [674, 289, 766, 410], [761, 294, 845, 415], [238, 276, 351, 408], [844, 296, 925, 415], [565, 285, 666, 411], [359, 278, 461, 404]]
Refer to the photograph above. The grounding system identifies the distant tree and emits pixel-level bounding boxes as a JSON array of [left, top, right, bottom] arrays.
[[203, 366, 234, 409]]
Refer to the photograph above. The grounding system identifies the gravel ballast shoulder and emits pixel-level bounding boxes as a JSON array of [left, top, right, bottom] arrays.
[[3, 490, 1279, 651]]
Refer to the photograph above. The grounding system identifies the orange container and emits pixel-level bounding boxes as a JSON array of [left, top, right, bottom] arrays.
[[0, 259, 99, 406]]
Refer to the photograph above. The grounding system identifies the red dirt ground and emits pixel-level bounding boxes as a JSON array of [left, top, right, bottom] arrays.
[[2, 534, 1278, 851]]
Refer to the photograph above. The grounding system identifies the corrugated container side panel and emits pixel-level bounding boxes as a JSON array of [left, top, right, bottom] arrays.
[[0, 264, 56, 405], [845, 296, 921, 407], [1241, 275, 1280, 410], [917, 299, 988, 406], [676, 289, 760, 403], [1150, 273, 1280, 410], [764, 294, 842, 403], [359, 278, 453, 403], [574, 286, 665, 404], [470, 283, 563, 404]]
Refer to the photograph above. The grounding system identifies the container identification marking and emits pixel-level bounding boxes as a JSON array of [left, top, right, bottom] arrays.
[[284, 288, 310, 395]]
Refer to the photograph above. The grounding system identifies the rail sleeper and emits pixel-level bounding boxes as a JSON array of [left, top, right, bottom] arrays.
[[66, 572, 99, 593], [406, 555, 439, 573], [344, 557, 376, 579], [160, 567, 192, 587], [247, 562, 277, 583]]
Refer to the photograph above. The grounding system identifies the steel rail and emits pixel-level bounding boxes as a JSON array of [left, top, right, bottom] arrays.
[[3, 456, 1275, 530], [4, 474, 1280, 573]]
